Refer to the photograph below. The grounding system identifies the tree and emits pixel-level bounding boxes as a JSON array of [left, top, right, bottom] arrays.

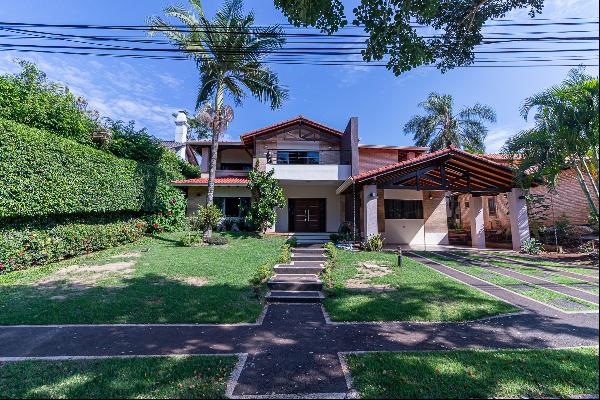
[[149, 0, 288, 237], [246, 163, 286, 234], [504, 68, 599, 220], [403, 93, 496, 152], [274, 0, 544, 74]]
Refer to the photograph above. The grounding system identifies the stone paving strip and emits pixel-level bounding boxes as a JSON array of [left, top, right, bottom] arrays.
[[413, 252, 597, 313], [445, 252, 599, 305], [476, 252, 599, 284]]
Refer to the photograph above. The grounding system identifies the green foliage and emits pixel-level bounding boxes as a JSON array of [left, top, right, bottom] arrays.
[[246, 165, 286, 233], [145, 185, 187, 233], [249, 263, 273, 289], [322, 242, 339, 289], [363, 234, 384, 252], [0, 217, 147, 273], [278, 243, 292, 263], [274, 0, 544, 74], [404, 93, 496, 152], [178, 231, 203, 247], [0, 60, 97, 144], [194, 204, 224, 234], [520, 238, 543, 255]]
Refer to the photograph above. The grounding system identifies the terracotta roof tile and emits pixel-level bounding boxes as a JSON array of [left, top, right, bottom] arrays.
[[171, 176, 249, 185]]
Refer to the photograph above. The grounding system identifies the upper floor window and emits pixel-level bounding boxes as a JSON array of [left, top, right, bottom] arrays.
[[384, 199, 424, 219], [276, 151, 320, 165], [220, 163, 252, 171]]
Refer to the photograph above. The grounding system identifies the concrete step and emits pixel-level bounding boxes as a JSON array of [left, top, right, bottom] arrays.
[[291, 255, 327, 262], [274, 265, 324, 275], [268, 277, 323, 291], [266, 290, 324, 303], [292, 248, 325, 255]]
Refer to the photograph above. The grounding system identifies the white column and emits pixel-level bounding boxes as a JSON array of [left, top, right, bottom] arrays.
[[508, 188, 530, 251], [174, 111, 189, 161], [469, 195, 486, 248], [363, 184, 378, 239]]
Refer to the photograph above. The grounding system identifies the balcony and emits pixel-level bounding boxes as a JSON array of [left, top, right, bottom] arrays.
[[266, 164, 351, 181]]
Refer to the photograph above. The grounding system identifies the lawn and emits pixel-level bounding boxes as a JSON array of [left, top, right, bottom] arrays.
[[322, 250, 518, 322], [0, 355, 236, 399], [501, 254, 600, 277], [346, 347, 599, 399], [419, 252, 598, 312], [0, 232, 286, 324]]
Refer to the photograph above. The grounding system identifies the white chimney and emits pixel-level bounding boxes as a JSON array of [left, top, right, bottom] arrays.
[[174, 110, 189, 160]]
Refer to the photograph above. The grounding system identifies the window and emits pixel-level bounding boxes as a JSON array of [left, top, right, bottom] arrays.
[[488, 197, 497, 216], [214, 197, 251, 217], [384, 199, 424, 219], [276, 151, 319, 165], [220, 163, 252, 171]]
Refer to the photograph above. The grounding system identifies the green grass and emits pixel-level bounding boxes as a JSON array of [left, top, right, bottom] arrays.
[[453, 252, 599, 295], [346, 347, 599, 399], [0, 355, 236, 399], [0, 232, 286, 324], [502, 254, 600, 277], [322, 250, 518, 322], [420, 252, 598, 312]]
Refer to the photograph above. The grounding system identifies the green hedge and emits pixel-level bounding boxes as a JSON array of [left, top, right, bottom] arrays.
[[0, 217, 148, 273], [0, 118, 182, 220]]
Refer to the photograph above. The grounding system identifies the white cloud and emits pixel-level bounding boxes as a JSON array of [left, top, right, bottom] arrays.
[[485, 128, 515, 153]]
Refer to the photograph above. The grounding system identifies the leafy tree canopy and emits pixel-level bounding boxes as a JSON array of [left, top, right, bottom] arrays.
[[246, 163, 286, 233], [274, 0, 544, 74]]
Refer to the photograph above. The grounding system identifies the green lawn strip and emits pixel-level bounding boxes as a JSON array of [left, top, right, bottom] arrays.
[[322, 250, 517, 322], [0, 355, 236, 399], [0, 232, 286, 324], [346, 347, 599, 399], [501, 254, 600, 277], [420, 252, 598, 312], [452, 252, 599, 294]]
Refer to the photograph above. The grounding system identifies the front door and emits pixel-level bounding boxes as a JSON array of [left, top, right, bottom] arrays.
[[289, 199, 326, 232]]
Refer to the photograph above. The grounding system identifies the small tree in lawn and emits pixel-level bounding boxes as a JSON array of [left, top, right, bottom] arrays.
[[246, 163, 285, 234]]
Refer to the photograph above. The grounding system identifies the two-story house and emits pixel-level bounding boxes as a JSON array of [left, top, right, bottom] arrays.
[[170, 112, 533, 250]]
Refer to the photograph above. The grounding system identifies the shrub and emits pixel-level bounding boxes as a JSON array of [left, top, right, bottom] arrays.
[[145, 184, 186, 233], [178, 231, 203, 247], [0, 217, 147, 273], [192, 204, 223, 234], [278, 243, 292, 263], [204, 236, 229, 246], [363, 234, 384, 252], [245, 163, 285, 233], [249, 263, 273, 290], [322, 242, 338, 289], [520, 238, 543, 255]]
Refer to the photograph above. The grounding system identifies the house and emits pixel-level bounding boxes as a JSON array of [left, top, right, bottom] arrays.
[[169, 112, 532, 250]]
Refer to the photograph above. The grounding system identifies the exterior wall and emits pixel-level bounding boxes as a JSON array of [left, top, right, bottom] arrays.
[[186, 186, 251, 216], [359, 148, 399, 173], [274, 184, 341, 232], [381, 189, 448, 245], [219, 148, 252, 165], [458, 193, 510, 231]]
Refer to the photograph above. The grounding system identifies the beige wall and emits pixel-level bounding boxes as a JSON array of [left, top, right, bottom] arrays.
[[186, 186, 251, 215], [274, 184, 341, 232]]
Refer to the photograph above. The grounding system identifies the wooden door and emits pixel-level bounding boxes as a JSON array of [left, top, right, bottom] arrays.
[[289, 199, 326, 232]]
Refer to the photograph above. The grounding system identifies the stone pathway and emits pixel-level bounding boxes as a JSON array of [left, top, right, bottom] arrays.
[[1, 252, 598, 398]]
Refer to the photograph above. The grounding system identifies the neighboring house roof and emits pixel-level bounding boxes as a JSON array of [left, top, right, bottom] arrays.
[[240, 115, 344, 145], [160, 140, 184, 150], [171, 176, 249, 186], [187, 140, 244, 147], [359, 144, 429, 151]]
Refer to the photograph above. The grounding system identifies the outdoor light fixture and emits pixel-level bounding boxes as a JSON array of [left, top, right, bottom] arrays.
[[428, 194, 433, 200]]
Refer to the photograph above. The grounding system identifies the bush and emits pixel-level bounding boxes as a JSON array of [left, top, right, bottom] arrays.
[[0, 60, 97, 145], [204, 236, 229, 246], [363, 234, 384, 252], [191, 204, 223, 234], [245, 163, 285, 233], [278, 243, 292, 263], [178, 231, 203, 247], [249, 264, 273, 289], [145, 184, 186, 233], [322, 242, 338, 289], [520, 238, 543, 255], [0, 217, 147, 273]]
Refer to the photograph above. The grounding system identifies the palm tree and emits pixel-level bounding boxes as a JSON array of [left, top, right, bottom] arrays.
[[504, 68, 599, 219], [149, 0, 288, 237], [403, 93, 496, 152]]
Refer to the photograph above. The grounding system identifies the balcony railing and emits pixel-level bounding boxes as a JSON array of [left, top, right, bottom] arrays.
[[265, 149, 351, 165]]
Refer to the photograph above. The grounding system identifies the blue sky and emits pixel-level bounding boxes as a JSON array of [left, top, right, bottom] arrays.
[[1, 0, 598, 152]]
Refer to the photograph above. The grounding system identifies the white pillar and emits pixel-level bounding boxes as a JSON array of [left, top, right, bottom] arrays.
[[174, 111, 189, 161], [363, 184, 378, 239], [469, 195, 486, 248], [508, 188, 530, 251]]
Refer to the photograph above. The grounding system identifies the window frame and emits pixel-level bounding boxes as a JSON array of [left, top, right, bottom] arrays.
[[384, 199, 424, 220], [276, 150, 320, 165]]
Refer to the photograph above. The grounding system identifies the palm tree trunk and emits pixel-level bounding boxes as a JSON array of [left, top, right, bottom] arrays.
[[580, 155, 599, 200], [573, 160, 599, 218], [205, 79, 225, 239]]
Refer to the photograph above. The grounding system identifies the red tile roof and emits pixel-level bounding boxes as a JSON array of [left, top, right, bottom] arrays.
[[171, 176, 249, 186], [240, 115, 343, 144], [352, 146, 513, 182]]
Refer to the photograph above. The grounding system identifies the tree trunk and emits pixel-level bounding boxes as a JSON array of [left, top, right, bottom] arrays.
[[205, 80, 225, 239], [580, 155, 599, 200], [573, 160, 599, 218]]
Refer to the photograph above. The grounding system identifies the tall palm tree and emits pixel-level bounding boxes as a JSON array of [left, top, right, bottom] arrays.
[[403, 93, 496, 152], [504, 68, 599, 219], [149, 0, 288, 237]]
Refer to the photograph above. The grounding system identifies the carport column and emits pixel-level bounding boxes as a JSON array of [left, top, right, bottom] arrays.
[[469, 195, 486, 248], [508, 188, 530, 251], [363, 184, 378, 239]]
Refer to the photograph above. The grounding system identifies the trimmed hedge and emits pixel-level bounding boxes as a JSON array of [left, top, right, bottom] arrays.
[[0, 217, 148, 273], [0, 118, 181, 220]]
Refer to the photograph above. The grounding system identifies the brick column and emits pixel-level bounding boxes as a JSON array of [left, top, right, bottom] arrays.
[[469, 195, 486, 248], [508, 188, 530, 251], [363, 185, 378, 239]]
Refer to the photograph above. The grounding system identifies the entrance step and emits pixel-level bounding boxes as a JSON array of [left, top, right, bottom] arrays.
[[289, 233, 333, 245], [292, 248, 326, 255], [274, 265, 324, 275], [268, 274, 323, 291], [291, 255, 327, 262], [266, 290, 324, 303]]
